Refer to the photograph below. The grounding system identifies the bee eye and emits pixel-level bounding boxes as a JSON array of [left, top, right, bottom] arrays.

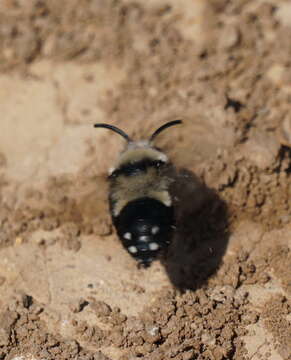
[[155, 160, 164, 168]]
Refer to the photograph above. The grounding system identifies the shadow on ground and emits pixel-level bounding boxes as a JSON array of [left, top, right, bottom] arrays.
[[162, 168, 229, 290]]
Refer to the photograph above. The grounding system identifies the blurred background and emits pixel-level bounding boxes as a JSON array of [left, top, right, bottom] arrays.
[[0, 1, 290, 359]]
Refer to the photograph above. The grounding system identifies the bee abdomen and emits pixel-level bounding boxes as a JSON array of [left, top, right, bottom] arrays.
[[112, 197, 174, 265]]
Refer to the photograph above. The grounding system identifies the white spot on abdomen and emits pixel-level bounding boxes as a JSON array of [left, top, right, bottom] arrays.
[[139, 235, 150, 242], [151, 226, 160, 235], [128, 246, 138, 254], [149, 242, 159, 251], [123, 232, 132, 240]]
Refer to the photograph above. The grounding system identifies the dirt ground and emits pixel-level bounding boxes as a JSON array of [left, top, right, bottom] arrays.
[[0, 0, 290, 359]]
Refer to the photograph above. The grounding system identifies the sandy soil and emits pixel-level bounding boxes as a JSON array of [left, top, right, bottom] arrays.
[[0, 0, 290, 359]]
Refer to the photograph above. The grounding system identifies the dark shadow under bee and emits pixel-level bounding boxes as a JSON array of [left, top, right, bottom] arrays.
[[161, 168, 229, 291]]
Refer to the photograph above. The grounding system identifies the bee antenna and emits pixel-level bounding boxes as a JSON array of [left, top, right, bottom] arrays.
[[94, 123, 132, 142], [149, 120, 183, 142]]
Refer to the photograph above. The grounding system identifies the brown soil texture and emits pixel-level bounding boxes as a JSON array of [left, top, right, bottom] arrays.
[[0, 1, 290, 360]]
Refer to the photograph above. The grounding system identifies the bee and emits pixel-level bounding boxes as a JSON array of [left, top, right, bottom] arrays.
[[94, 120, 182, 267]]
